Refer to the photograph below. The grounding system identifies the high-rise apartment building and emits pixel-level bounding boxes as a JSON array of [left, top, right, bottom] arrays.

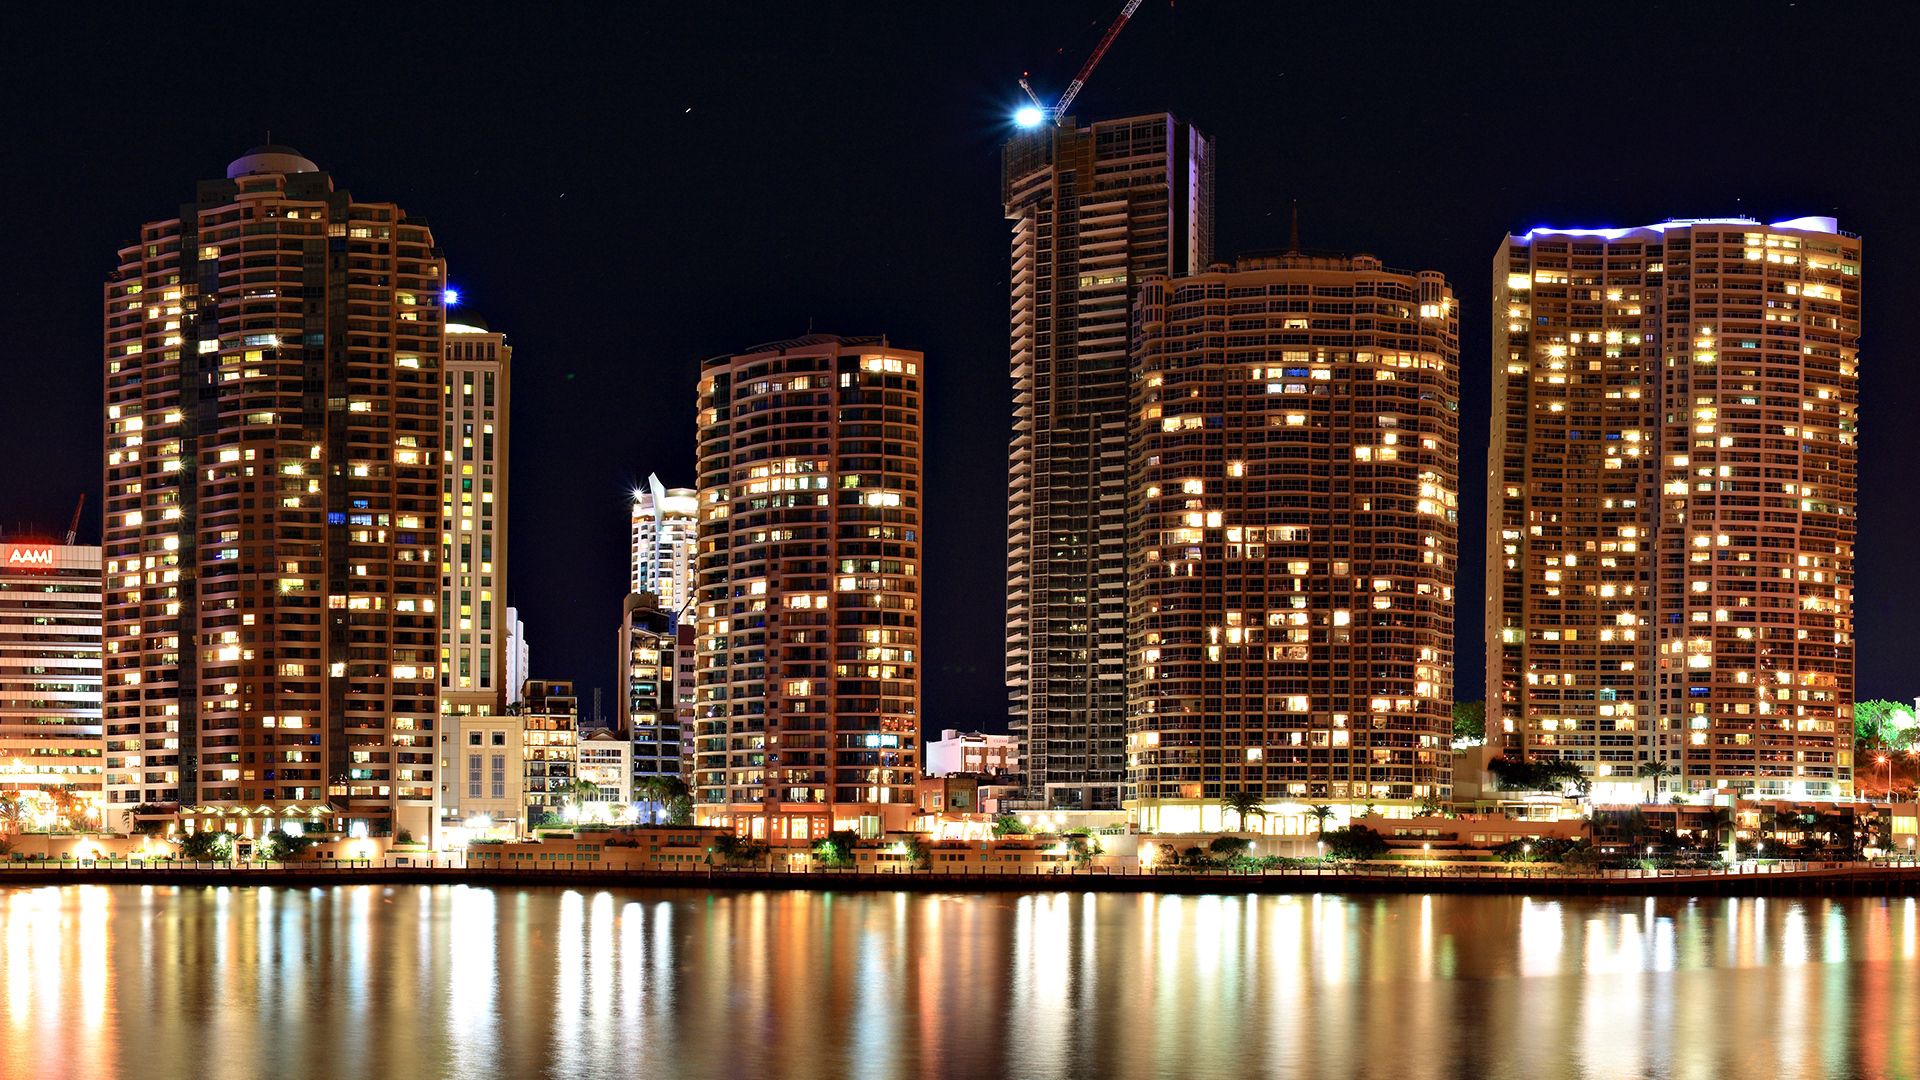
[[441, 317, 511, 717], [1488, 217, 1858, 799], [631, 475, 697, 621], [1128, 253, 1460, 833], [102, 146, 446, 838], [618, 591, 682, 783], [0, 542, 104, 818], [505, 606, 528, 706], [1003, 113, 1213, 810], [693, 334, 922, 840]]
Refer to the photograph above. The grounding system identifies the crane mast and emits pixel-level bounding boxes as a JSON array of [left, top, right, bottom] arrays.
[[1055, 0, 1144, 119]]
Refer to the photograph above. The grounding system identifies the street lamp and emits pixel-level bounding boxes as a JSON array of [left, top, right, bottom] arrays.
[[1878, 754, 1892, 804]]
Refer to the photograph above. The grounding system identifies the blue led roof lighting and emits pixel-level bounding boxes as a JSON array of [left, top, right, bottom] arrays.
[[1514, 216, 1838, 244]]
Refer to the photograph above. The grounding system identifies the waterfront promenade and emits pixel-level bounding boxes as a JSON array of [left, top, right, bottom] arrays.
[[8, 859, 1920, 897]]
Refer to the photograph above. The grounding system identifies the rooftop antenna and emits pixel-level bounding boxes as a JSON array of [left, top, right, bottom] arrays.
[[1288, 200, 1301, 252]]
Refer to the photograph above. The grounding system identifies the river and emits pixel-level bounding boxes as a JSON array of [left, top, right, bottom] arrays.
[[1, 884, 1914, 1079]]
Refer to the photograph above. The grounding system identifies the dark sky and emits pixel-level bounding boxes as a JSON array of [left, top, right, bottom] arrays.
[[3, 3, 1918, 729]]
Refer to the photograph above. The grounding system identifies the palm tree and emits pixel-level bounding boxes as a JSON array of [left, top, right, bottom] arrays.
[[0, 794, 21, 835], [1221, 789, 1264, 832], [1637, 760, 1675, 802], [635, 775, 693, 825], [1306, 804, 1336, 837], [564, 778, 601, 818]]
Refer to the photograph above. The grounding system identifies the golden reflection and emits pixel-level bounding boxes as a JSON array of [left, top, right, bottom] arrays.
[[0, 886, 1912, 1078]]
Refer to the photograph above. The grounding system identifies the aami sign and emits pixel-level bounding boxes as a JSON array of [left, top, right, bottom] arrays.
[[4, 546, 57, 568]]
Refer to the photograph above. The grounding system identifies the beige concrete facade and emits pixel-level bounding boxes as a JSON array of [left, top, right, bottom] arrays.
[[693, 334, 922, 841], [1127, 253, 1459, 832], [102, 146, 445, 838], [1489, 218, 1858, 799]]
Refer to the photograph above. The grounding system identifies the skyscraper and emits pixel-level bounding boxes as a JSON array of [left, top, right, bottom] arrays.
[[441, 316, 511, 717], [1488, 217, 1858, 799], [0, 541, 103, 820], [630, 475, 697, 621], [102, 146, 446, 838], [693, 334, 922, 840], [1003, 113, 1213, 810], [1128, 253, 1460, 833]]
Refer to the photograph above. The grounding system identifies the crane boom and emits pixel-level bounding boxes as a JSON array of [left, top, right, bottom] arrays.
[[1053, 0, 1145, 120], [65, 494, 84, 546]]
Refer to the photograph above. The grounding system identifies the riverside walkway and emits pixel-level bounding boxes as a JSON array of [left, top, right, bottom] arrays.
[[6, 859, 1920, 897]]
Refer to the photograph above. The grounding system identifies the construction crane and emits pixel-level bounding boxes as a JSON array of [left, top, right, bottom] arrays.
[[64, 495, 84, 546], [1017, 0, 1146, 128]]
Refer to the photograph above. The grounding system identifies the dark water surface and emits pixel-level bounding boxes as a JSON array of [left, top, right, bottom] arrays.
[[2, 884, 1916, 1079]]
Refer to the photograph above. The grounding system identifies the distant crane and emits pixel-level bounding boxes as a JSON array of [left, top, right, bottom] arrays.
[[65, 494, 84, 545], [1017, 0, 1146, 128]]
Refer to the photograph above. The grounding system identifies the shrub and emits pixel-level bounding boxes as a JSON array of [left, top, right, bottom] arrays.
[[1322, 826, 1389, 862]]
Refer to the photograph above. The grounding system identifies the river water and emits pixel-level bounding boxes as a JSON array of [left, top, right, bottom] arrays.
[[1, 884, 1914, 1079]]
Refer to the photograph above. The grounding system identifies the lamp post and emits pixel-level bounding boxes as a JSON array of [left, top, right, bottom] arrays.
[[1878, 754, 1892, 805]]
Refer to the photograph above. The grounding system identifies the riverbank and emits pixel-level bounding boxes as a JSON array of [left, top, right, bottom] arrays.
[[7, 861, 1920, 897]]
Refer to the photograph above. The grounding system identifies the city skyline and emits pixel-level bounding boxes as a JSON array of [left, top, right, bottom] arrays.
[[4, 3, 1919, 733]]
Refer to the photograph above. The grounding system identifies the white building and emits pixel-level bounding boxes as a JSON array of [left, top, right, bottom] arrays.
[[578, 729, 633, 806], [925, 729, 1019, 779], [505, 606, 528, 706], [630, 474, 697, 622]]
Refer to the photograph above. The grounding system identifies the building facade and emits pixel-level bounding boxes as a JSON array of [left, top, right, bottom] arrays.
[[0, 542, 104, 821], [102, 146, 445, 838], [618, 591, 682, 783], [1003, 113, 1213, 810], [441, 318, 511, 717], [630, 474, 698, 621], [924, 729, 1019, 779], [505, 606, 528, 706], [441, 712, 523, 829], [693, 334, 922, 840], [1489, 218, 1858, 799], [578, 729, 634, 807], [521, 679, 579, 827], [1128, 253, 1460, 833]]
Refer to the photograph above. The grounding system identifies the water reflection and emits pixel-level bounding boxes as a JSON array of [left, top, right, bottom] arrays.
[[0, 884, 1916, 1079]]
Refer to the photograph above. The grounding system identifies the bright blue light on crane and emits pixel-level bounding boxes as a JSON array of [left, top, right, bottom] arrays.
[[443, 287, 461, 307], [1014, 106, 1045, 129]]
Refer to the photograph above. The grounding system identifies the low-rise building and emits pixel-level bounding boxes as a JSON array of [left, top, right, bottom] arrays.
[[441, 714, 525, 833], [522, 680, 578, 827], [924, 729, 1019, 779], [465, 825, 729, 871], [579, 730, 633, 808]]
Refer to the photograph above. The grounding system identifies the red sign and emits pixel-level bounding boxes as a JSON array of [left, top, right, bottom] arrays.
[[4, 546, 56, 568]]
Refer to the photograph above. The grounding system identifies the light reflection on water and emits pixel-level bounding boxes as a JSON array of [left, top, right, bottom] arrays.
[[0, 885, 1915, 1080]]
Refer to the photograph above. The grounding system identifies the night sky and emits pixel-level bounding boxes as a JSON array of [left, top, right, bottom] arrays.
[[3, 3, 1917, 730]]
